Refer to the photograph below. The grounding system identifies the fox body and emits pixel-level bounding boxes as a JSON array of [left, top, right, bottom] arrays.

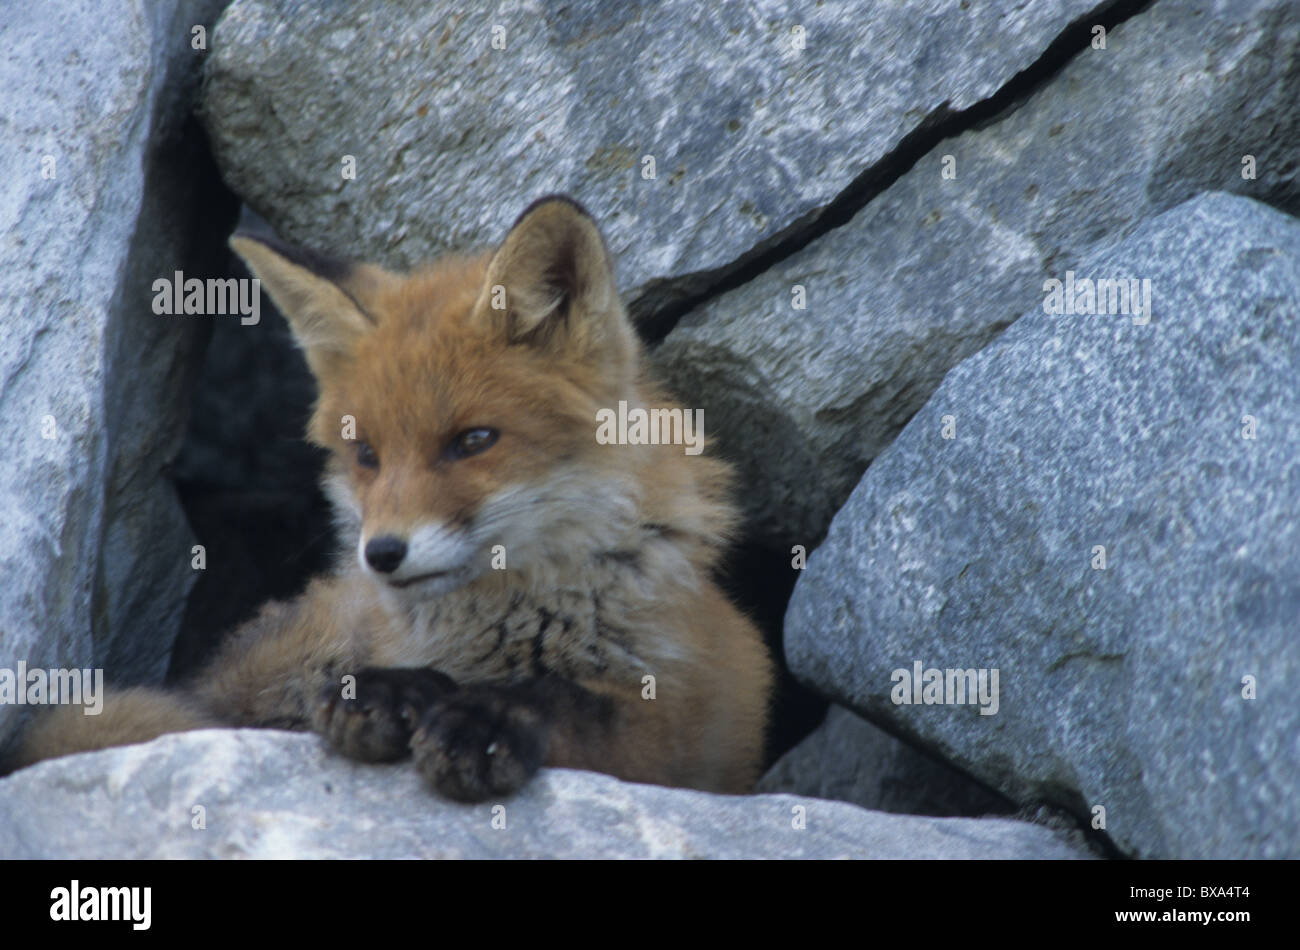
[[14, 197, 773, 801]]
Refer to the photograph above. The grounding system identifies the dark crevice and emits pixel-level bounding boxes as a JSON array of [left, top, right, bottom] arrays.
[[633, 0, 1157, 344], [99, 107, 240, 681], [1027, 786, 1133, 860], [714, 537, 825, 767], [167, 205, 337, 683]]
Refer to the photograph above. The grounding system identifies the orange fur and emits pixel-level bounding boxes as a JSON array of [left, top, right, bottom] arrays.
[[13, 197, 773, 797]]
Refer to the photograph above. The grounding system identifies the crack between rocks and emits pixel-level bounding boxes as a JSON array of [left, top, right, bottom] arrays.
[[634, 0, 1159, 344]]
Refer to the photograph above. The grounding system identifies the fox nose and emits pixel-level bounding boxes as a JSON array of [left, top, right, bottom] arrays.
[[364, 535, 407, 574]]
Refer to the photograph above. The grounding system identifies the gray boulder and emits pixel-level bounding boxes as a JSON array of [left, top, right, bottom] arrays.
[[0, 730, 1094, 859], [757, 705, 1011, 818], [654, 0, 1300, 548], [0, 0, 233, 752], [199, 0, 1107, 319], [785, 192, 1300, 859]]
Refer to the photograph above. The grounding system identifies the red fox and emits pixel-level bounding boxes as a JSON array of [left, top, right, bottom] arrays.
[[12, 196, 773, 801]]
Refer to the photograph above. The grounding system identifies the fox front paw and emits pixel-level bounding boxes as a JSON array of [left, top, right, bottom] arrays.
[[411, 685, 550, 803], [314, 667, 457, 763]]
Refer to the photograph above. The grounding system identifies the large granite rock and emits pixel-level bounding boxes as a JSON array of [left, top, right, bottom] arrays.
[[199, 0, 1107, 320], [0, 0, 234, 752], [0, 730, 1094, 859], [654, 0, 1300, 548], [784, 192, 1300, 859]]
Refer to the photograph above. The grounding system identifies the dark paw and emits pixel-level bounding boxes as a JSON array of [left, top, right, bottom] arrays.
[[314, 667, 457, 763], [411, 686, 549, 802]]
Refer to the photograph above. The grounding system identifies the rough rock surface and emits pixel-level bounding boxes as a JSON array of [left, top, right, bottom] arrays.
[[785, 193, 1300, 859], [199, 0, 1107, 318], [0, 0, 233, 751], [757, 705, 1011, 818], [0, 730, 1095, 859], [654, 0, 1300, 547]]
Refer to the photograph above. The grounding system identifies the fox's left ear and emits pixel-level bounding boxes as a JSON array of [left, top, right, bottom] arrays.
[[474, 196, 636, 370]]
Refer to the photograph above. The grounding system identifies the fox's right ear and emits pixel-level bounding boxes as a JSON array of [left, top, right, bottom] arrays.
[[229, 232, 391, 379], [473, 196, 636, 376]]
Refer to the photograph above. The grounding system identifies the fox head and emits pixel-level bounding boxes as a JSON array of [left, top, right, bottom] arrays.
[[230, 196, 654, 600]]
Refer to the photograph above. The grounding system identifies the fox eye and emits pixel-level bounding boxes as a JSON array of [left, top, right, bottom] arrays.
[[446, 427, 499, 460], [355, 440, 379, 469]]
